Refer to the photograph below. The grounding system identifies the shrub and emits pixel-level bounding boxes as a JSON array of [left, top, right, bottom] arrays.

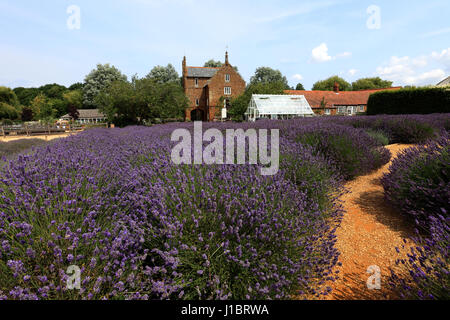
[[388, 216, 449, 300], [347, 116, 438, 144], [289, 124, 391, 180], [0, 139, 50, 160], [385, 119, 436, 144], [382, 134, 449, 300], [365, 129, 389, 146], [0, 103, 20, 120], [367, 87, 450, 115], [382, 134, 449, 228], [0, 125, 342, 300], [138, 163, 341, 299], [280, 148, 341, 213]]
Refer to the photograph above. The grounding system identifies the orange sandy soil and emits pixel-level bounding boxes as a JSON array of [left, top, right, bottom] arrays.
[[0, 132, 78, 142], [322, 144, 417, 300]]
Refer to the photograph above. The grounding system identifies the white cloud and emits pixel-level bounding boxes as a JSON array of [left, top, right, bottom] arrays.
[[311, 43, 332, 62], [348, 69, 358, 76], [292, 74, 303, 81], [431, 48, 450, 71], [375, 52, 448, 86], [254, 1, 337, 23], [337, 52, 352, 58], [311, 43, 351, 63], [419, 27, 450, 38]]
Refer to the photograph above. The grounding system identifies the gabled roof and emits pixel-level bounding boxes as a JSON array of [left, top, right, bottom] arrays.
[[187, 67, 220, 78], [61, 109, 106, 119], [436, 76, 450, 87], [284, 87, 402, 108], [248, 94, 314, 115]]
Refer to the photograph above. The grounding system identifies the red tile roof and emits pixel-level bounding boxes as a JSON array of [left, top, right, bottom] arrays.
[[284, 87, 402, 109]]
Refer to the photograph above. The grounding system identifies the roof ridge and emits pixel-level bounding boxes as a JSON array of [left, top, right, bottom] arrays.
[[187, 66, 221, 69]]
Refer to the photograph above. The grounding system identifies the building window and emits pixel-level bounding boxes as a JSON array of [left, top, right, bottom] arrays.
[[206, 98, 209, 106], [359, 105, 365, 112], [195, 78, 199, 87], [338, 106, 344, 114], [225, 74, 230, 82], [224, 87, 231, 95], [196, 99, 199, 106], [325, 109, 331, 115]]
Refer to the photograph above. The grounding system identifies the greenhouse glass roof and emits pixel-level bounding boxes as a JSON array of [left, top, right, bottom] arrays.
[[248, 94, 314, 115]]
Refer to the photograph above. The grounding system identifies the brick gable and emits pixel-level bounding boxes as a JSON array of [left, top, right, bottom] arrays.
[[182, 53, 246, 121]]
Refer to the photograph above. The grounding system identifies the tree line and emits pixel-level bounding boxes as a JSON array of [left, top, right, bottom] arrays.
[[1, 60, 394, 125]]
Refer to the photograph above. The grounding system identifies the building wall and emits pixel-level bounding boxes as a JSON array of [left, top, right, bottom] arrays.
[[183, 62, 246, 121], [206, 65, 246, 121], [183, 77, 210, 120]]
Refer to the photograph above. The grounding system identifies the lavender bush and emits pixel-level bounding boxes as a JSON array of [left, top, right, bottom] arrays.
[[0, 123, 344, 300], [0, 114, 447, 300], [382, 133, 449, 227], [342, 114, 450, 144], [382, 133, 449, 299], [284, 123, 391, 180]]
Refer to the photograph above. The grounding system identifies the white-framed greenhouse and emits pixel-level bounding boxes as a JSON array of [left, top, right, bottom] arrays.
[[245, 94, 315, 122]]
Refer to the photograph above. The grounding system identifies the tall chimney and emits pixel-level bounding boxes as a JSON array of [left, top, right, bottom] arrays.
[[182, 56, 187, 75], [333, 81, 340, 93], [225, 51, 229, 66], [182, 56, 187, 89]]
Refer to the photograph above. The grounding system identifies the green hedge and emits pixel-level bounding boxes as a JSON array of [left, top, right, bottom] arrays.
[[367, 87, 450, 115]]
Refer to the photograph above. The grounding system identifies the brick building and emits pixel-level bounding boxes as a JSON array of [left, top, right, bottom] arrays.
[[285, 83, 402, 116], [182, 52, 246, 121]]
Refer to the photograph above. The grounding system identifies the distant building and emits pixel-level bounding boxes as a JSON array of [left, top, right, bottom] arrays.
[[436, 76, 450, 87], [61, 109, 107, 124], [182, 52, 246, 122], [245, 94, 314, 121], [285, 83, 402, 116]]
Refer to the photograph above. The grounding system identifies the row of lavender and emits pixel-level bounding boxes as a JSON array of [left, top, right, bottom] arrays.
[[0, 114, 448, 299], [382, 133, 449, 299]]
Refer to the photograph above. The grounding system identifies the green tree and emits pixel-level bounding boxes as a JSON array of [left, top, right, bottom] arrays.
[[204, 59, 223, 68], [96, 77, 189, 126], [38, 83, 67, 100], [250, 67, 290, 89], [63, 90, 83, 109], [0, 86, 19, 106], [68, 82, 84, 91], [49, 98, 67, 118], [312, 75, 351, 91], [352, 77, 393, 91], [0, 103, 20, 120], [295, 83, 305, 90], [0, 87, 21, 121], [228, 81, 287, 121], [83, 64, 127, 108], [204, 59, 239, 72], [30, 94, 56, 120], [146, 64, 180, 84], [13, 87, 40, 106]]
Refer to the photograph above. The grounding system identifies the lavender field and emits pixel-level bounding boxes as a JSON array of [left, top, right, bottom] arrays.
[[0, 114, 448, 300]]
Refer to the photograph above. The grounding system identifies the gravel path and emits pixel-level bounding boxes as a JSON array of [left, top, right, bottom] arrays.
[[0, 133, 76, 142], [324, 144, 416, 300]]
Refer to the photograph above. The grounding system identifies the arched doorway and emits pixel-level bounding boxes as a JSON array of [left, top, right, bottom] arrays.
[[190, 109, 205, 121]]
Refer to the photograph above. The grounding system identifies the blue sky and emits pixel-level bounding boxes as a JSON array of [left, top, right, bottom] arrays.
[[0, 0, 449, 89]]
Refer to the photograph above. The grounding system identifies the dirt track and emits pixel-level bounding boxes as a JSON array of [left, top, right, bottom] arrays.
[[0, 133, 76, 142], [324, 144, 416, 300]]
